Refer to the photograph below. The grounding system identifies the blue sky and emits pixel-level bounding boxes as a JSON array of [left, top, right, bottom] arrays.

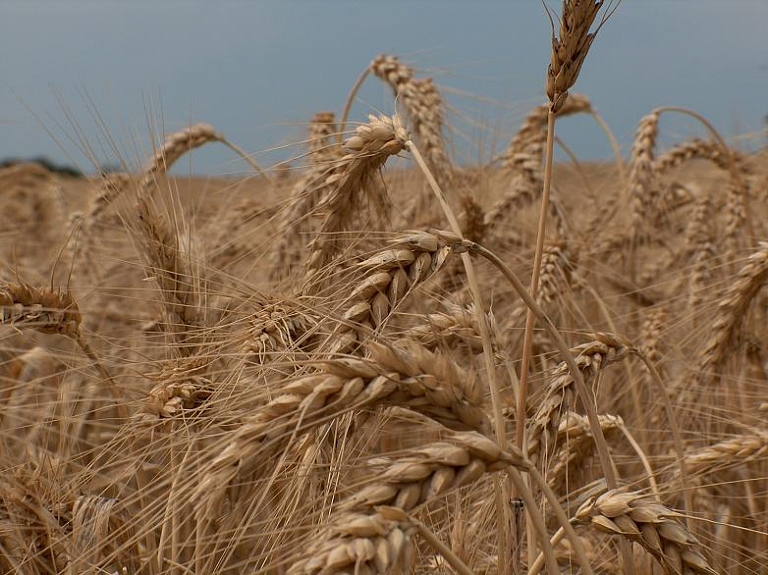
[[2, 0, 766, 174]]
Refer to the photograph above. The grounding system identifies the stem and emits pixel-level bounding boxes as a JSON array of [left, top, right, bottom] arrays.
[[505, 460, 598, 575], [406, 139, 512, 573], [515, 107, 555, 570], [505, 468, 561, 575], [219, 139, 273, 184], [527, 527, 566, 575], [338, 66, 372, 144], [468, 242, 618, 488], [407, 515, 477, 575], [516, 108, 555, 452], [470, 241, 635, 575]]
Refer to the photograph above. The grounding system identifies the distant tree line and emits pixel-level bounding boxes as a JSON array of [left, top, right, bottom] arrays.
[[0, 156, 83, 178]]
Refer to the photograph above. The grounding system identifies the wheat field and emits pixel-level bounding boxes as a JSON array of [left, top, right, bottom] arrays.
[[2, 6, 768, 574]]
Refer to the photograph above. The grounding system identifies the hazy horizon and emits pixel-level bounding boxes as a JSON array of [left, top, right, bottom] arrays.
[[2, 0, 766, 174]]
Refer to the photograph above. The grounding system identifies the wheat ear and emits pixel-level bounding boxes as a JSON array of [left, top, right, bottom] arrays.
[[193, 341, 490, 520], [303, 114, 408, 287], [575, 489, 717, 575], [332, 230, 457, 353], [653, 138, 750, 175], [668, 431, 768, 486], [134, 125, 226, 357], [368, 55, 453, 187], [289, 433, 523, 575], [308, 111, 342, 167], [527, 334, 630, 472], [504, 93, 592, 163], [698, 242, 768, 384]]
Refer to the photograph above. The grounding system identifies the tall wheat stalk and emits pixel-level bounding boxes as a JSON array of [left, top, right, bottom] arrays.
[[514, 2, 620, 572]]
